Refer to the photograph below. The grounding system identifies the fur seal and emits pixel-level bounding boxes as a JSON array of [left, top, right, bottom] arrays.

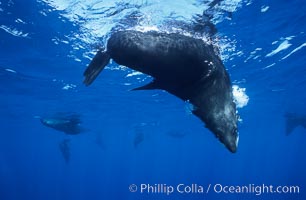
[[83, 30, 239, 153]]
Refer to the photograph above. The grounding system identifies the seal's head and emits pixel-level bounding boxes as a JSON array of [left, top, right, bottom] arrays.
[[202, 102, 238, 153], [214, 117, 238, 153], [209, 101, 239, 153], [192, 94, 239, 153]]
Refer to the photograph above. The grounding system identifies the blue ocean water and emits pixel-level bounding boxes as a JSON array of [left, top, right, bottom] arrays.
[[0, 0, 306, 199]]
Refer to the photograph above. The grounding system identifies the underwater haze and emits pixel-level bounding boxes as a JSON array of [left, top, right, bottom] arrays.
[[0, 0, 306, 200]]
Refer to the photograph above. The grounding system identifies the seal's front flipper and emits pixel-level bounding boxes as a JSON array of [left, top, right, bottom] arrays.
[[83, 50, 110, 86], [131, 80, 160, 91]]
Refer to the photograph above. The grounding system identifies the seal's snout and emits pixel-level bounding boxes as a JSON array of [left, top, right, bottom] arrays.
[[226, 138, 238, 153], [221, 128, 238, 153]]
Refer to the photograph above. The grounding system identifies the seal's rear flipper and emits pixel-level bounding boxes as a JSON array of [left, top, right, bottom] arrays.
[[83, 50, 110, 86]]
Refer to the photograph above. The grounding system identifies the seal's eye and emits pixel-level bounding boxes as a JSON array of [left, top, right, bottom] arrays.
[[231, 127, 237, 136]]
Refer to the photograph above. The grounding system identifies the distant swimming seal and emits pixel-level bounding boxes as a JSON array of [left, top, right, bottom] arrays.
[[83, 30, 238, 153], [285, 112, 306, 135], [40, 113, 83, 135]]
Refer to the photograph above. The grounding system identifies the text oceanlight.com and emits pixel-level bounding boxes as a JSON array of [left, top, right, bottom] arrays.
[[129, 183, 300, 196]]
